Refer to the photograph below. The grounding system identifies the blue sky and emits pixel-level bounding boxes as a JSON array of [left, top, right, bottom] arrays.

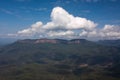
[[0, 0, 120, 40]]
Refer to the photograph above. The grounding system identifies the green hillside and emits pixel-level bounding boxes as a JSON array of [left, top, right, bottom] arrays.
[[0, 39, 120, 80]]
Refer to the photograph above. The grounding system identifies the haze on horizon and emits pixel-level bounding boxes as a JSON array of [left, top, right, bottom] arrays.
[[0, 0, 120, 40]]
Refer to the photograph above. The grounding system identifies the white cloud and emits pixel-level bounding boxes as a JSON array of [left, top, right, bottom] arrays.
[[18, 21, 43, 36], [50, 7, 97, 30], [16, 7, 97, 39], [42, 7, 97, 30], [79, 25, 120, 40], [8, 7, 120, 40], [100, 25, 120, 39], [47, 30, 75, 39]]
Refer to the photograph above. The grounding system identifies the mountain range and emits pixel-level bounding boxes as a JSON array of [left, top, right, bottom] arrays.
[[0, 38, 120, 80]]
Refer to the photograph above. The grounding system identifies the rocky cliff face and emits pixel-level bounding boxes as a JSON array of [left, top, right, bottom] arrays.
[[35, 39, 57, 44]]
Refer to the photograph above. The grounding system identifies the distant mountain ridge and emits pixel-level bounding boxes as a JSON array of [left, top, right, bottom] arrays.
[[98, 39, 120, 47], [0, 38, 17, 46], [16, 38, 89, 44]]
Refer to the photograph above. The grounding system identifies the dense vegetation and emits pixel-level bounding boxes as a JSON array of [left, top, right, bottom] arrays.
[[0, 39, 120, 80]]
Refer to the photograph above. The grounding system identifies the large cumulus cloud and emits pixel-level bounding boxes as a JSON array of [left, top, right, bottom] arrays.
[[14, 7, 120, 40], [43, 7, 97, 30]]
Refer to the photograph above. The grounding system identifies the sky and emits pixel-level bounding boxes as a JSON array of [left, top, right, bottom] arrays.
[[0, 0, 120, 40]]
